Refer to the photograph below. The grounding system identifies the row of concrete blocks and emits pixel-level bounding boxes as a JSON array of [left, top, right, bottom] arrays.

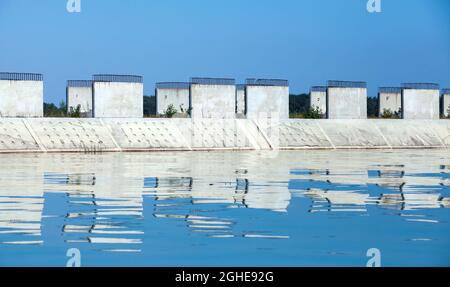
[[155, 78, 289, 119], [310, 81, 449, 120], [1, 118, 450, 153], [0, 73, 144, 118]]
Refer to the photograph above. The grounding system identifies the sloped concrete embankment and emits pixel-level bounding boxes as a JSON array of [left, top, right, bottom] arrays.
[[0, 118, 449, 153]]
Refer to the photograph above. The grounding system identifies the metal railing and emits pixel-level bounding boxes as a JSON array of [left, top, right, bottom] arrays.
[[190, 77, 235, 86], [67, 80, 93, 88], [401, 83, 439, 90], [236, 84, 246, 91], [0, 72, 43, 81], [327, 80, 367, 88], [246, 79, 289, 87], [442, 88, 450, 95], [155, 82, 190, 89], [92, 74, 143, 83], [310, 86, 327, 92], [378, 87, 402, 93]]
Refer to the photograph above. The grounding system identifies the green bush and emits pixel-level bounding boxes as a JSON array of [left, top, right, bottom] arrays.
[[303, 107, 324, 119], [164, 104, 178, 118], [68, 105, 81, 118], [381, 108, 401, 119]]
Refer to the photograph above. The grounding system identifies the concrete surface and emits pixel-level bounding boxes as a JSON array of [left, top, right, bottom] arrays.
[[236, 85, 246, 115], [402, 88, 440, 120], [1, 118, 450, 153], [93, 81, 143, 118], [67, 82, 93, 117], [0, 80, 43, 117], [379, 90, 402, 117], [327, 87, 367, 119], [156, 84, 190, 115], [190, 82, 236, 119], [442, 92, 450, 118], [310, 89, 327, 115], [246, 85, 289, 119]]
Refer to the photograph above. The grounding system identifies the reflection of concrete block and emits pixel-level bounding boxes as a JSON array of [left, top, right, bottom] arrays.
[[93, 75, 143, 118], [327, 81, 367, 119], [156, 82, 190, 115], [378, 87, 402, 117], [0, 73, 43, 117], [67, 80, 93, 118], [401, 83, 440, 120], [246, 79, 289, 119], [190, 78, 236, 119]]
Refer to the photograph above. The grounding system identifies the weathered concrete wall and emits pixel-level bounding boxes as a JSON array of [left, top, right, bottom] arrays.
[[67, 86, 93, 117], [236, 86, 246, 115], [327, 87, 367, 119], [1, 118, 450, 153], [310, 91, 327, 114], [0, 80, 43, 117], [190, 84, 236, 119], [442, 92, 450, 118], [402, 88, 440, 120], [246, 85, 289, 119], [156, 87, 190, 115], [93, 82, 143, 118], [379, 92, 401, 116]]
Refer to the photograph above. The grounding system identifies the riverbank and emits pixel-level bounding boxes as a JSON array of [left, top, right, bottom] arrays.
[[0, 118, 449, 153]]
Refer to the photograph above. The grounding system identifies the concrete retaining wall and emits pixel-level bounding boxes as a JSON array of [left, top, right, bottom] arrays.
[[0, 80, 43, 117], [1, 118, 449, 153], [379, 92, 401, 116], [236, 86, 246, 115], [246, 85, 289, 119], [402, 88, 440, 120], [93, 82, 143, 118], [67, 86, 93, 117], [156, 86, 190, 115], [443, 92, 450, 118], [310, 90, 327, 114], [190, 84, 236, 119], [327, 87, 367, 119]]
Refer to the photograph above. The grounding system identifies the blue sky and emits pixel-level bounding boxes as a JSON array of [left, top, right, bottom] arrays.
[[0, 0, 449, 104]]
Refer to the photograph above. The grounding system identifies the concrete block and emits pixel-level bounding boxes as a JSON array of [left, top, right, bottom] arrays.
[[0, 73, 43, 117], [378, 87, 402, 117], [236, 84, 246, 115], [401, 83, 440, 120], [190, 78, 236, 119], [326, 81, 367, 119], [155, 82, 190, 115], [442, 89, 450, 118], [67, 80, 93, 117], [245, 79, 289, 119], [92, 75, 143, 118], [310, 86, 327, 114]]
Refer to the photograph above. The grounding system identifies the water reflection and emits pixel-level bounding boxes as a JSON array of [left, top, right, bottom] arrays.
[[0, 150, 449, 265]]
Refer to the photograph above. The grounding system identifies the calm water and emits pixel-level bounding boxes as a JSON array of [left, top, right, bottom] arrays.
[[0, 150, 449, 267]]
